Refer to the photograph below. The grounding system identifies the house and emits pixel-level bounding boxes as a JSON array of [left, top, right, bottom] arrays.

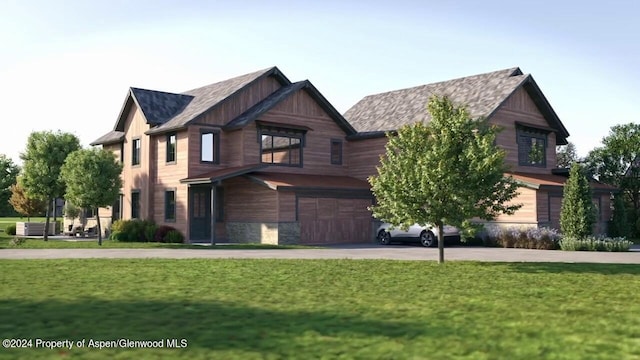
[[343, 67, 614, 234], [88, 66, 614, 244]]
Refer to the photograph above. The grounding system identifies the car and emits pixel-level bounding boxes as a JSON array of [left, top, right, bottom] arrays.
[[376, 222, 461, 247]]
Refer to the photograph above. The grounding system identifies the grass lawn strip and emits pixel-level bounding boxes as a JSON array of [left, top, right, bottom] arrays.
[[1, 259, 638, 359]]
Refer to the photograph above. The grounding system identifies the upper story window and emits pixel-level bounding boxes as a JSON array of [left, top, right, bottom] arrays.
[[201, 130, 220, 164], [517, 127, 547, 167], [330, 139, 343, 165], [260, 129, 305, 167], [132, 138, 141, 166], [166, 133, 177, 163]]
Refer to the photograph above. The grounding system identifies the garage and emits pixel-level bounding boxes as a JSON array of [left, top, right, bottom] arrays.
[[298, 197, 373, 244]]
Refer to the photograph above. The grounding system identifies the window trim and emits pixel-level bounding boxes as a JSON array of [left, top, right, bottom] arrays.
[[120, 141, 124, 163], [164, 189, 176, 222], [131, 137, 141, 167], [330, 139, 343, 165], [200, 129, 220, 164], [516, 127, 547, 168], [166, 133, 177, 164], [258, 126, 305, 167], [131, 190, 141, 219]]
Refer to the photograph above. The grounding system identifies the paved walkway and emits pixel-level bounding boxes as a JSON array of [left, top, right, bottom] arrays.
[[0, 245, 638, 263]]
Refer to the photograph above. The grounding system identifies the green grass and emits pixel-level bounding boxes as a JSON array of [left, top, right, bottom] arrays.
[[0, 260, 638, 359]]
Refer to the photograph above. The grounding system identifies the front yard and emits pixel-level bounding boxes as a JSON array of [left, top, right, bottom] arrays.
[[1, 259, 638, 359]]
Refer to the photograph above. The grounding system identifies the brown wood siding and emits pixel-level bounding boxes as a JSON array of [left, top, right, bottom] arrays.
[[192, 76, 282, 126], [298, 197, 372, 244], [278, 192, 296, 222], [549, 195, 562, 230], [347, 137, 388, 181], [235, 89, 349, 176], [537, 190, 550, 224], [152, 130, 190, 236], [494, 187, 538, 224], [491, 87, 558, 174], [120, 104, 152, 221], [224, 177, 277, 222]]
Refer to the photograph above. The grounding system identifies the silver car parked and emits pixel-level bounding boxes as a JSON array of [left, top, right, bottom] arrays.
[[376, 223, 461, 247]]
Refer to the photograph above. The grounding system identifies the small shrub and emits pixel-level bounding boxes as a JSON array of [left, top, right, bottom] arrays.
[[108, 219, 153, 242], [111, 220, 127, 234], [144, 222, 158, 243], [488, 226, 560, 250], [109, 231, 128, 241], [560, 236, 632, 252], [6, 224, 16, 235], [154, 225, 177, 243], [164, 230, 185, 243], [9, 236, 25, 246]]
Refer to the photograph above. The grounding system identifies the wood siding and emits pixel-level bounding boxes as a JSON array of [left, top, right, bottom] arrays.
[[491, 87, 558, 173], [494, 187, 538, 225], [347, 137, 388, 181], [278, 192, 296, 222], [224, 177, 278, 222], [537, 190, 550, 225], [298, 197, 372, 244]]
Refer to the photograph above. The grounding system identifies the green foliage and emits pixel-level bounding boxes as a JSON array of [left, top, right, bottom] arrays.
[[610, 195, 630, 237], [164, 229, 185, 243], [20, 130, 80, 240], [560, 163, 596, 237], [586, 123, 640, 236], [0, 154, 20, 216], [369, 96, 521, 262], [6, 224, 16, 235], [61, 148, 123, 244], [109, 219, 157, 242], [144, 222, 158, 243], [555, 141, 579, 168], [9, 179, 47, 219], [559, 236, 632, 252], [63, 202, 81, 220], [154, 225, 178, 242]]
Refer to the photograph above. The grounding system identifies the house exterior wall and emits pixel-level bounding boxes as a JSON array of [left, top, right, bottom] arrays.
[[491, 87, 558, 174], [347, 137, 388, 181], [121, 103, 152, 220]]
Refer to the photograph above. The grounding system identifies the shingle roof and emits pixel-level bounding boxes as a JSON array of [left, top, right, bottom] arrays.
[[247, 172, 371, 191], [343, 67, 569, 144], [180, 164, 267, 184], [130, 88, 193, 126], [89, 130, 124, 146]]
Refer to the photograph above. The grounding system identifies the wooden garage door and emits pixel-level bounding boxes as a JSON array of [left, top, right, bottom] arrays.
[[298, 197, 372, 244]]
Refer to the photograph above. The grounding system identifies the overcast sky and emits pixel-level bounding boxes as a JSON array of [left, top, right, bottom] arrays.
[[1, 0, 638, 163]]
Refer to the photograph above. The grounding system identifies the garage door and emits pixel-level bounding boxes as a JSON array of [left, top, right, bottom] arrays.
[[298, 197, 373, 244]]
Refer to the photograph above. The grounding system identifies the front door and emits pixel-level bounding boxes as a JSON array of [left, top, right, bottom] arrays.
[[190, 186, 211, 241]]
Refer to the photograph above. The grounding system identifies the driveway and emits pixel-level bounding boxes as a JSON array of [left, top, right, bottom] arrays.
[[0, 244, 638, 263]]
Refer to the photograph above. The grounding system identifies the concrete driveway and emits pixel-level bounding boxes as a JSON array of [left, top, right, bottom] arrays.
[[0, 244, 638, 263]]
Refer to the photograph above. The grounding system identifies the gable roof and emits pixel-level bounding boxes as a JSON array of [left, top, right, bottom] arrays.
[[92, 67, 291, 145], [224, 80, 356, 135], [344, 67, 569, 144]]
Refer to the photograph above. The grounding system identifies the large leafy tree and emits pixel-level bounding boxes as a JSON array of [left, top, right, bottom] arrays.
[[560, 163, 596, 238], [21, 131, 81, 240], [585, 123, 640, 235], [61, 148, 123, 245], [0, 154, 20, 216], [369, 96, 522, 263], [556, 141, 579, 168], [9, 179, 47, 221]]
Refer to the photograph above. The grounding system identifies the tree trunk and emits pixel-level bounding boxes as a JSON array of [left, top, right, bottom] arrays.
[[96, 207, 102, 246], [43, 198, 51, 241], [437, 222, 445, 264]]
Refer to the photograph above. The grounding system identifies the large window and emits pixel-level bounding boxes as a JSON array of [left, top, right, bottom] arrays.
[[260, 127, 304, 167], [131, 190, 140, 219], [132, 138, 141, 166], [330, 139, 342, 165], [201, 130, 220, 163], [166, 133, 177, 163], [517, 128, 547, 167], [165, 190, 176, 222]]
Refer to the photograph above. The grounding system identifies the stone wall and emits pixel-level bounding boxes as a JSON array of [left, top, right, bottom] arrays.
[[226, 222, 301, 245]]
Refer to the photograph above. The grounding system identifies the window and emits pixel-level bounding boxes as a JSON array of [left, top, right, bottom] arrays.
[[166, 133, 177, 163], [120, 142, 124, 163], [165, 190, 176, 222], [260, 127, 304, 167], [84, 207, 95, 218], [131, 190, 140, 219], [517, 129, 547, 167], [112, 194, 123, 222], [330, 139, 343, 165], [201, 130, 220, 163], [132, 138, 141, 166]]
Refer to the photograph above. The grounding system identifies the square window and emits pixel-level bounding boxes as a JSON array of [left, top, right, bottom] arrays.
[[517, 130, 546, 167], [259, 128, 304, 167]]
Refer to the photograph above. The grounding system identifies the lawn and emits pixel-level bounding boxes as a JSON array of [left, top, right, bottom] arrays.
[[0, 260, 638, 359]]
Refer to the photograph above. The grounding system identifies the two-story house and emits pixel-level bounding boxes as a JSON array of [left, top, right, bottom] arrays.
[[90, 66, 613, 244]]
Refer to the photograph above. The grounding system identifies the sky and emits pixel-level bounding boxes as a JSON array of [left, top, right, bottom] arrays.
[[1, 0, 638, 164]]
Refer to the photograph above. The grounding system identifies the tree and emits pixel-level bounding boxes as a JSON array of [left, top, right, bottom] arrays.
[[585, 123, 640, 236], [560, 163, 596, 238], [20, 131, 81, 241], [60, 148, 123, 245], [0, 154, 20, 216], [369, 96, 522, 263], [610, 194, 630, 238], [9, 179, 47, 221], [556, 141, 579, 168]]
